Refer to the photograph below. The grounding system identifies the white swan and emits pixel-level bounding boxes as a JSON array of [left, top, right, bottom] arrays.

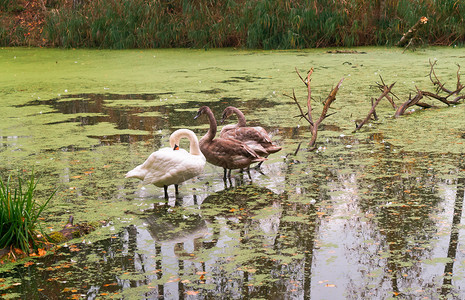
[[125, 129, 206, 198]]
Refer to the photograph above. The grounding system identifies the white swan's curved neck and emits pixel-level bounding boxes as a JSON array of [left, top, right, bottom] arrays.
[[169, 129, 202, 155]]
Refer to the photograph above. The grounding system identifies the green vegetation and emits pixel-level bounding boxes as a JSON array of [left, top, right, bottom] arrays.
[[1, 0, 464, 49], [0, 173, 54, 254]]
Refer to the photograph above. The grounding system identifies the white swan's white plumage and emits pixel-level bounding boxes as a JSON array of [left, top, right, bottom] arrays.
[[125, 129, 206, 198]]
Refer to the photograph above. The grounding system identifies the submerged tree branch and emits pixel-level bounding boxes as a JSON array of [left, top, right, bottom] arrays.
[[355, 61, 464, 126], [354, 82, 395, 132], [377, 76, 398, 109], [394, 91, 424, 117], [429, 59, 454, 94], [289, 68, 343, 151]]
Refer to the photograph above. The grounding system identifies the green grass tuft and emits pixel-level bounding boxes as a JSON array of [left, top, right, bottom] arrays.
[[0, 173, 54, 254]]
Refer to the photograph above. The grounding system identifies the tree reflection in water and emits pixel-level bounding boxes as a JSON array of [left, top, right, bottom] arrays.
[[3, 92, 465, 299]]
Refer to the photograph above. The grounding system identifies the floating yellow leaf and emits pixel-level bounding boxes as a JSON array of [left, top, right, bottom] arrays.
[[103, 283, 117, 287], [186, 291, 199, 295]]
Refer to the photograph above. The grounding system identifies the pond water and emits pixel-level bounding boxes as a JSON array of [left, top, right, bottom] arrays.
[[1, 47, 465, 299]]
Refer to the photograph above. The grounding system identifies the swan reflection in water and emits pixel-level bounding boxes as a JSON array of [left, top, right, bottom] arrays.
[[121, 183, 284, 298]]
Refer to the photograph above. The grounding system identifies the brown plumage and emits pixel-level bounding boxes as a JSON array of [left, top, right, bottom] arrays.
[[220, 106, 282, 158], [194, 106, 266, 178]]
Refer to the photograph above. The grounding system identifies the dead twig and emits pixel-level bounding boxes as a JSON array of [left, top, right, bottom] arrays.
[[377, 76, 398, 109], [390, 61, 464, 117], [394, 91, 424, 117], [354, 60, 464, 133], [429, 59, 454, 94], [456, 64, 463, 93], [397, 17, 428, 48], [289, 68, 343, 150], [308, 77, 344, 149], [425, 61, 464, 105], [354, 82, 395, 132], [283, 89, 312, 124], [371, 98, 378, 121]]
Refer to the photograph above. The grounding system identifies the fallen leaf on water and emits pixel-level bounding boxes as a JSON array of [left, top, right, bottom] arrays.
[[186, 291, 199, 295], [24, 261, 34, 267], [103, 283, 118, 287]]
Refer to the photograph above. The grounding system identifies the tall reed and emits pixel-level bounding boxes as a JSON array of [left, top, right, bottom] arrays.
[[0, 173, 54, 254], [19, 0, 465, 48]]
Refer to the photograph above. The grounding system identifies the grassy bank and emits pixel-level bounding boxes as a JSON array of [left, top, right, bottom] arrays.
[[1, 0, 464, 49]]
